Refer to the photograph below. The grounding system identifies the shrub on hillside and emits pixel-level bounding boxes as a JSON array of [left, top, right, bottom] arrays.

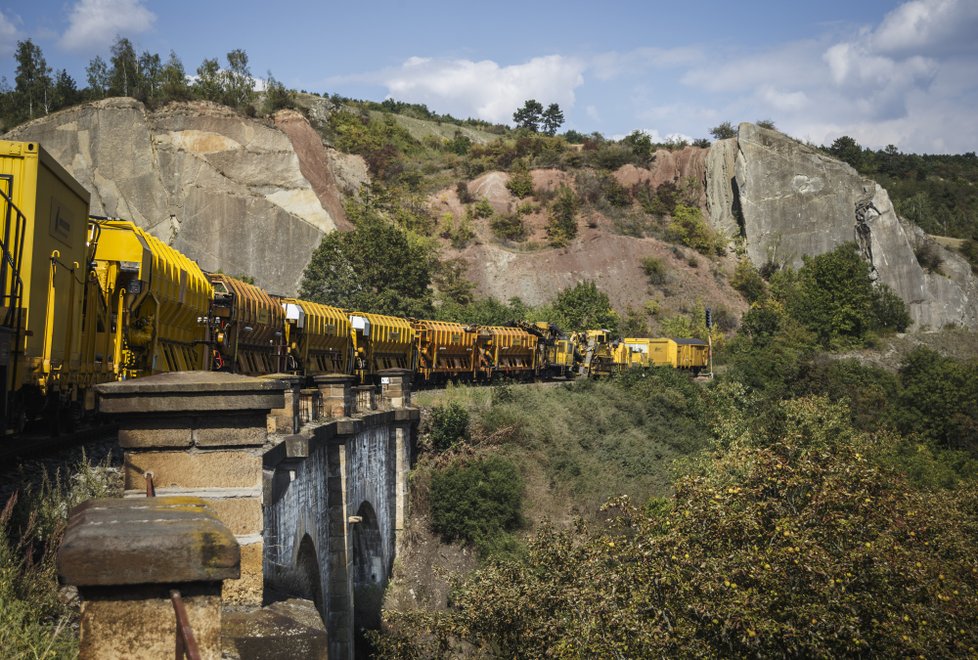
[[429, 456, 522, 554], [490, 212, 527, 241], [731, 257, 766, 302], [667, 204, 725, 256], [547, 185, 578, 246], [506, 163, 534, 198], [428, 402, 470, 453], [641, 256, 667, 285]]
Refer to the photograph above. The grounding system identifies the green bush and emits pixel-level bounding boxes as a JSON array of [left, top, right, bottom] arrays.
[[473, 199, 494, 219], [428, 402, 470, 452], [641, 256, 667, 285], [667, 204, 724, 256], [506, 163, 534, 198], [547, 185, 578, 246], [731, 257, 766, 302], [430, 456, 522, 553], [490, 212, 527, 241]]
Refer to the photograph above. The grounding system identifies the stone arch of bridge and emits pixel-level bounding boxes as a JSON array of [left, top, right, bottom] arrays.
[[295, 533, 324, 617], [351, 500, 384, 641]]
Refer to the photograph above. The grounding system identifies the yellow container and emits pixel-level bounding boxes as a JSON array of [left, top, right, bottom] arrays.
[[0, 140, 92, 414], [91, 220, 212, 377], [281, 298, 351, 375], [208, 274, 285, 374], [349, 312, 415, 380], [413, 319, 477, 381], [676, 338, 709, 371], [647, 338, 680, 368], [477, 325, 536, 377]]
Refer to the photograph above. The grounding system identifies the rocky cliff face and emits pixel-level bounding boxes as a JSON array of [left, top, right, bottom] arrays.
[[4, 98, 355, 295], [707, 123, 978, 330]]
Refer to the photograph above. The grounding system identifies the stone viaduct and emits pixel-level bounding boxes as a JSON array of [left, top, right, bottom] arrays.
[[78, 369, 418, 659]]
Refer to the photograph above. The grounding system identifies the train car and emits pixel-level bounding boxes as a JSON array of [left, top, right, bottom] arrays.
[[522, 321, 577, 379], [413, 319, 478, 383], [349, 312, 415, 382], [280, 298, 352, 376], [578, 329, 616, 377], [645, 337, 709, 372], [614, 338, 655, 369], [208, 273, 285, 374], [90, 219, 212, 378], [476, 325, 536, 380], [0, 140, 98, 430]]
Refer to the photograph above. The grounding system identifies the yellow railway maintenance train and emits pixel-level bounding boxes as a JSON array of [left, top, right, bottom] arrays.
[[0, 140, 709, 434]]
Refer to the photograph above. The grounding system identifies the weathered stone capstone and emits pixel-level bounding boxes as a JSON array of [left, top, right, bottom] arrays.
[[58, 497, 238, 660]]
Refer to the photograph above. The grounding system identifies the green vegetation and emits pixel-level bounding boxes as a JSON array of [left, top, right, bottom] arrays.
[[667, 204, 725, 256], [1, 455, 121, 658], [547, 185, 578, 246], [427, 402, 470, 453], [381, 396, 978, 658], [768, 244, 911, 347], [641, 256, 667, 285], [430, 456, 522, 557], [299, 211, 433, 317]]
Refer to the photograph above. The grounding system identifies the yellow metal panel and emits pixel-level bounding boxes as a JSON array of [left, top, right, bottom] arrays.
[[283, 298, 351, 375], [0, 140, 90, 396]]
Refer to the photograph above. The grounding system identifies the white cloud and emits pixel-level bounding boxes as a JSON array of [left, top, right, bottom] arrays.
[[0, 11, 19, 56], [344, 55, 584, 124], [60, 0, 155, 53], [871, 0, 978, 56]]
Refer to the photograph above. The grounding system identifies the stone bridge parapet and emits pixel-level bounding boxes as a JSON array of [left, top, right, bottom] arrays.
[[94, 369, 418, 659]]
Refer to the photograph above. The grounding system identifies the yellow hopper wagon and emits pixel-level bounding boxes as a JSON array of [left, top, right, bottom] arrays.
[[91, 220, 212, 378], [476, 325, 536, 381], [413, 319, 478, 383], [675, 338, 709, 373], [0, 140, 96, 430], [281, 298, 352, 376], [349, 312, 415, 382], [208, 274, 285, 374]]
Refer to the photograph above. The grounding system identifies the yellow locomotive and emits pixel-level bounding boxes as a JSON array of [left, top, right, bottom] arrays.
[[0, 139, 711, 434]]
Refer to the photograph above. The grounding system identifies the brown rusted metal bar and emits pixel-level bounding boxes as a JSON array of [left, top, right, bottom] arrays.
[[145, 471, 155, 497], [170, 589, 201, 660]]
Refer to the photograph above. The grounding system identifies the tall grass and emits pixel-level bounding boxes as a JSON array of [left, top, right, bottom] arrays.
[[0, 453, 121, 659]]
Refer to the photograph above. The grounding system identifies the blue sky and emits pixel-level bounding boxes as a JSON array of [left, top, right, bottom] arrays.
[[1, 0, 976, 153]]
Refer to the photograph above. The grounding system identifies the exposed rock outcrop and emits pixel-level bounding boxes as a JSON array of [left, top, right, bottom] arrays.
[[707, 123, 978, 329], [5, 98, 348, 295]]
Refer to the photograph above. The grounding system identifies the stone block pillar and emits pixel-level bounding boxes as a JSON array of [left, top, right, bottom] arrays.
[[314, 374, 356, 418], [260, 373, 303, 435], [96, 372, 285, 606], [378, 369, 412, 409], [299, 387, 321, 424], [58, 497, 239, 660]]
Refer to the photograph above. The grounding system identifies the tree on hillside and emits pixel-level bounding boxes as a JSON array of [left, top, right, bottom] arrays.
[[709, 121, 736, 140], [137, 51, 162, 104], [513, 99, 544, 131], [550, 280, 618, 333], [108, 37, 140, 98], [299, 213, 433, 317], [14, 39, 52, 120], [547, 184, 578, 246], [829, 135, 863, 169], [160, 51, 190, 101], [223, 49, 254, 109], [541, 103, 564, 136], [193, 58, 222, 102], [262, 72, 295, 114], [780, 243, 910, 346], [621, 130, 653, 164], [85, 56, 109, 99], [51, 69, 79, 110]]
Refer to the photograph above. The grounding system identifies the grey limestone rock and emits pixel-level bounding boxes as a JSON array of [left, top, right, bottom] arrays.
[[5, 98, 337, 296], [706, 122, 977, 330]]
